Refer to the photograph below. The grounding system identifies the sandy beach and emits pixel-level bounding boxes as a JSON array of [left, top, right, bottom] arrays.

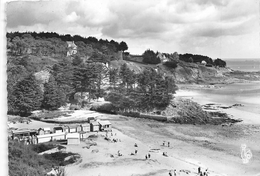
[[9, 82, 260, 176]]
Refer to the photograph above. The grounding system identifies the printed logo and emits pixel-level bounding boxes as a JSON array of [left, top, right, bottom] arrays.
[[240, 144, 253, 164]]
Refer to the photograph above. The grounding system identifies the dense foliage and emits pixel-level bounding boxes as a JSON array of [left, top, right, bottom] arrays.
[[8, 140, 77, 176], [179, 53, 226, 67], [9, 75, 43, 116], [142, 49, 161, 64], [214, 58, 226, 67], [6, 31, 180, 115], [163, 60, 178, 68], [106, 64, 177, 111], [7, 32, 127, 57], [42, 76, 65, 110]]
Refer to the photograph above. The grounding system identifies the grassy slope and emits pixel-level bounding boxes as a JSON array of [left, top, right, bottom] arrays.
[[8, 140, 78, 176]]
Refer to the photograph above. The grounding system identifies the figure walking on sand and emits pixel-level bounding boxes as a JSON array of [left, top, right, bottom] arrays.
[[198, 167, 201, 174], [168, 142, 170, 147], [169, 170, 172, 176], [148, 153, 151, 158], [135, 149, 138, 155]]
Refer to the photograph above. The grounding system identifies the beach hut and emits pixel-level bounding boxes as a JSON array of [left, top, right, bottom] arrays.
[[99, 121, 112, 131], [81, 124, 90, 132], [37, 134, 52, 143], [68, 125, 77, 133], [88, 117, 96, 123], [66, 133, 80, 145], [53, 127, 63, 133], [78, 131, 88, 140], [43, 127, 51, 134], [76, 124, 82, 132], [37, 133, 66, 143], [51, 132, 66, 141], [38, 128, 45, 135], [63, 126, 70, 133], [90, 121, 99, 132]]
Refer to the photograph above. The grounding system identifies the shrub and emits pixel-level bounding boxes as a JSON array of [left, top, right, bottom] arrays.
[[163, 61, 178, 69], [8, 140, 77, 176], [69, 104, 81, 110], [31, 143, 56, 153]]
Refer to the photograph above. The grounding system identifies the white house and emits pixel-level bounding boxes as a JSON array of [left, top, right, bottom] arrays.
[[157, 52, 168, 63], [66, 41, 77, 56]]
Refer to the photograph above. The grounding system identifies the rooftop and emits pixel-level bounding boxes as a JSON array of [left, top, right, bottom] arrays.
[[98, 120, 111, 126]]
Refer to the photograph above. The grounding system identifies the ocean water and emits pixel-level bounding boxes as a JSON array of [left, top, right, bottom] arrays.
[[226, 59, 260, 72]]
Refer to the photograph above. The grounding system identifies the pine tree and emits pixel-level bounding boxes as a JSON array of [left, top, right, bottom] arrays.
[[42, 76, 64, 110], [11, 75, 43, 116]]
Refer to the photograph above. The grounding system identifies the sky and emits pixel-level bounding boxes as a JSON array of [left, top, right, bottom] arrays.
[[4, 0, 260, 59]]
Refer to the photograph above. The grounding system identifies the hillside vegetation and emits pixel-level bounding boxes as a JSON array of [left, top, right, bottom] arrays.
[[8, 140, 78, 176], [7, 31, 258, 118]]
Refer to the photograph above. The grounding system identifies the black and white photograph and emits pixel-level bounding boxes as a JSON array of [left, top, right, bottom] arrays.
[[1, 0, 260, 176]]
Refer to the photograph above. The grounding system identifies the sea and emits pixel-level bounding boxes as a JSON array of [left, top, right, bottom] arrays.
[[225, 59, 260, 72]]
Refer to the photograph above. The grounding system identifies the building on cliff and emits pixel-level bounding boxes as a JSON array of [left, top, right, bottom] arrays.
[[157, 52, 168, 63], [66, 41, 77, 56]]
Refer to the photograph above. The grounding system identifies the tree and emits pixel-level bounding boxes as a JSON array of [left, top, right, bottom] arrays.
[[214, 58, 226, 67], [72, 55, 83, 66], [142, 49, 161, 64], [10, 75, 43, 116], [118, 41, 128, 52], [163, 61, 178, 69], [119, 63, 135, 91], [109, 68, 119, 88], [52, 60, 74, 100], [42, 76, 65, 110]]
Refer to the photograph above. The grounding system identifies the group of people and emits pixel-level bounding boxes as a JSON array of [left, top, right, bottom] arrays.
[[14, 135, 38, 145], [117, 150, 122, 156], [163, 141, 171, 147], [169, 169, 177, 176], [145, 153, 151, 159], [105, 131, 121, 143], [198, 167, 209, 176]]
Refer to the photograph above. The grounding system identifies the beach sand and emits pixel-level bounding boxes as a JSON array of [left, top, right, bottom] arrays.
[[9, 82, 260, 176]]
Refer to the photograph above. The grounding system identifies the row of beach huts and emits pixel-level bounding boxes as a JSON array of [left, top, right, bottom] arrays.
[[10, 119, 112, 145]]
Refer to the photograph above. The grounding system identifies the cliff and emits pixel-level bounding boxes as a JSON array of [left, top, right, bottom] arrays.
[[110, 59, 234, 84]]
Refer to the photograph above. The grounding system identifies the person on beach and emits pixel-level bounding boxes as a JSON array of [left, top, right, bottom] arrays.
[[169, 170, 172, 176], [163, 152, 168, 157], [134, 143, 138, 147], [198, 167, 201, 174], [173, 170, 177, 176], [163, 141, 165, 146], [148, 153, 151, 158], [168, 142, 170, 147], [203, 169, 208, 176], [145, 155, 148, 160], [135, 149, 138, 155]]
